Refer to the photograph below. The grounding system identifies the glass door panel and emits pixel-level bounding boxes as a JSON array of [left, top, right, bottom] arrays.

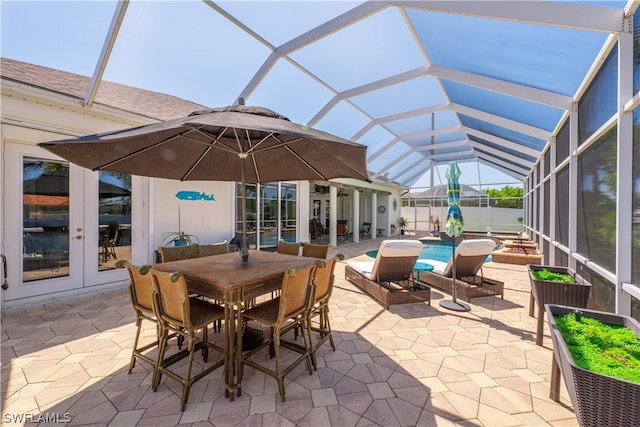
[[98, 171, 132, 271], [22, 157, 70, 282]]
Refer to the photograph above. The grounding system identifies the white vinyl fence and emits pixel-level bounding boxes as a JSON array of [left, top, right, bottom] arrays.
[[400, 205, 523, 234]]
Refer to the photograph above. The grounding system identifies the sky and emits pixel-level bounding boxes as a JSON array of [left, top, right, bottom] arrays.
[[3, 0, 613, 190]]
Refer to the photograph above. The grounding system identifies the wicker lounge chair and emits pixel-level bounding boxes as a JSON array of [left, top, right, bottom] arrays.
[[418, 239, 504, 303], [344, 239, 431, 309]]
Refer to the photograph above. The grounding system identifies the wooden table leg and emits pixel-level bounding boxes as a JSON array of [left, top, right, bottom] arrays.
[[223, 298, 233, 399], [235, 299, 243, 397]]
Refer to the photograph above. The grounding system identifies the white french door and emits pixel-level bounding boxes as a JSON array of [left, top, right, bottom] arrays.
[[4, 143, 140, 302]]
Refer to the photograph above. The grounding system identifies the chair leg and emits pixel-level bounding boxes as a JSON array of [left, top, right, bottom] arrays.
[[153, 326, 169, 391], [129, 316, 143, 374], [323, 307, 335, 351], [180, 336, 197, 412], [272, 329, 285, 401]]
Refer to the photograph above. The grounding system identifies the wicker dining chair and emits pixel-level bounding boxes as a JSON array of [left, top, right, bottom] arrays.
[[276, 240, 302, 256], [198, 240, 229, 257], [301, 242, 331, 259], [306, 254, 343, 370], [157, 244, 200, 263], [240, 264, 317, 402], [117, 260, 165, 376], [149, 268, 226, 411]]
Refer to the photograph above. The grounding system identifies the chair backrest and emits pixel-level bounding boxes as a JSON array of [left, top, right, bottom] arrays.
[[107, 221, 119, 239], [302, 242, 331, 259], [278, 265, 316, 322], [370, 240, 423, 283], [117, 260, 154, 315], [149, 268, 191, 329], [198, 240, 229, 257], [277, 240, 302, 256], [312, 255, 342, 304], [158, 244, 200, 262], [441, 239, 496, 278]]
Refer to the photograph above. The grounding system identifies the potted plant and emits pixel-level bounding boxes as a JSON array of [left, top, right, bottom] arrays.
[[397, 217, 409, 235], [527, 264, 591, 346], [546, 304, 640, 427], [160, 231, 199, 247]]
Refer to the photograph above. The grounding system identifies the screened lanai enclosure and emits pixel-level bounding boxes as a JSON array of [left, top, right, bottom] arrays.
[[1, 1, 639, 318]]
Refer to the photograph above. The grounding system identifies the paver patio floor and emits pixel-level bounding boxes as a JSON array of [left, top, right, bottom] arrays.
[[1, 235, 578, 426]]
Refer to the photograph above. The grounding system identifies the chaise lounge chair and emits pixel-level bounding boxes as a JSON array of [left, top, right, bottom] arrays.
[[344, 239, 431, 309], [418, 239, 504, 303]]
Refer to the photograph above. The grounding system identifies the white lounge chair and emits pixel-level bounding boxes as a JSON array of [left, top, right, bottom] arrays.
[[345, 240, 430, 309], [418, 238, 504, 303]]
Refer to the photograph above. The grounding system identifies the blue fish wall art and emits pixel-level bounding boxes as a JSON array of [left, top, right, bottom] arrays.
[[175, 191, 215, 201]]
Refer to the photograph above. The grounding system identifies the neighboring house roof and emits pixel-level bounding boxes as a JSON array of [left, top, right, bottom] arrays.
[[1, 57, 206, 121], [407, 184, 487, 199]]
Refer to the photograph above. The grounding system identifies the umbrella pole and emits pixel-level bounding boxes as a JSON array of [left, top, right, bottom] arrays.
[[439, 238, 470, 312], [241, 157, 249, 263]]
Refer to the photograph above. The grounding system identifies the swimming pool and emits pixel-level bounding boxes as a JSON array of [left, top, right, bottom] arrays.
[[366, 240, 491, 263]]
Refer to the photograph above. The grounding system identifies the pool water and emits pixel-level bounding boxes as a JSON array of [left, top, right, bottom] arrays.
[[366, 241, 492, 263]]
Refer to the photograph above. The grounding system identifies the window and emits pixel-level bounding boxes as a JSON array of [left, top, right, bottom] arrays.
[[577, 126, 617, 273], [556, 120, 570, 167], [555, 166, 569, 247], [578, 46, 618, 145]]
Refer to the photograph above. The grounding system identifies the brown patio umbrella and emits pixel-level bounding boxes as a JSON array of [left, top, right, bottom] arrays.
[[39, 103, 369, 262]]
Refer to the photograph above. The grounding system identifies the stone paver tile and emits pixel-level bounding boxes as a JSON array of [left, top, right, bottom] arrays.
[[346, 364, 375, 384], [418, 376, 449, 393], [327, 405, 362, 427], [439, 391, 480, 420], [34, 384, 82, 408], [180, 402, 213, 424], [467, 372, 499, 388], [336, 391, 373, 414], [362, 399, 400, 426], [107, 409, 144, 426], [262, 412, 296, 427], [366, 382, 395, 400], [311, 387, 338, 407], [249, 394, 276, 415], [511, 368, 546, 383], [352, 352, 373, 364], [387, 397, 423, 426], [476, 402, 523, 426], [276, 398, 313, 424], [1, 397, 40, 420], [297, 406, 331, 427], [394, 349, 417, 360]]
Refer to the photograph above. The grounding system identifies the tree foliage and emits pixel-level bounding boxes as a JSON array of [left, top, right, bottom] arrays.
[[482, 186, 523, 209]]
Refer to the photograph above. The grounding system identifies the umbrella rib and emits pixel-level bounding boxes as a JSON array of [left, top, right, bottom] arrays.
[[96, 132, 188, 170]]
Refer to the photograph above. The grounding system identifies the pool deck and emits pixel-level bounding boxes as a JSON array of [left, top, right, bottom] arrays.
[[1, 233, 578, 426]]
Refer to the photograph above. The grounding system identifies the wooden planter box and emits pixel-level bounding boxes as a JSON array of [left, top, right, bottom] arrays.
[[491, 248, 542, 265], [528, 265, 591, 345], [546, 305, 640, 427], [345, 265, 431, 310]]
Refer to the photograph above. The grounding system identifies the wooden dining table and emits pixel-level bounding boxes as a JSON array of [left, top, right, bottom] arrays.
[[152, 250, 318, 400]]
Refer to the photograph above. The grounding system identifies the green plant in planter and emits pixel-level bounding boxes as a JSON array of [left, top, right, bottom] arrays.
[[555, 311, 640, 384], [531, 267, 574, 283], [160, 231, 199, 247]]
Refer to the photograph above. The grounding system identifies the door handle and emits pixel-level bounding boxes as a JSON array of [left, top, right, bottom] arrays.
[[75, 235, 83, 240]]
